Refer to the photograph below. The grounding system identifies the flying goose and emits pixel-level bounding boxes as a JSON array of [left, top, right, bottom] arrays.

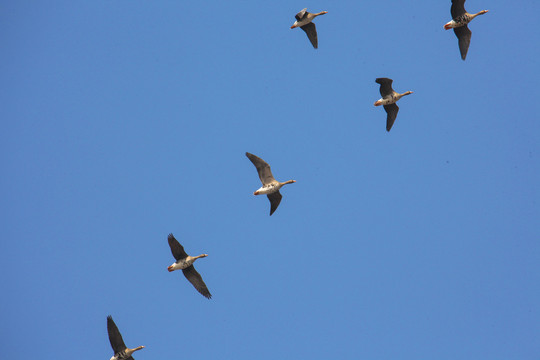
[[246, 152, 296, 216], [167, 233, 211, 299], [374, 78, 413, 132], [290, 8, 328, 49], [444, 0, 488, 60], [107, 315, 144, 360]]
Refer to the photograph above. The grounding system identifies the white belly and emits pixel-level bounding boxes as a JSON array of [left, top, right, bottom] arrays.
[[378, 96, 395, 105], [378, 92, 402, 106], [170, 257, 195, 270], [255, 184, 279, 195], [445, 19, 458, 29]]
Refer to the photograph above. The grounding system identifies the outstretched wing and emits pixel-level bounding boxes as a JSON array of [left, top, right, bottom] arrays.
[[107, 316, 127, 354], [295, 8, 308, 21], [300, 22, 318, 49], [383, 103, 399, 132], [168, 233, 188, 261], [454, 25, 471, 60], [267, 191, 283, 216], [246, 152, 276, 185], [375, 78, 394, 97], [451, 0, 467, 18], [183, 265, 212, 299]]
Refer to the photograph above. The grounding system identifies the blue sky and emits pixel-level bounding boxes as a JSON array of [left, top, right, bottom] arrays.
[[1, 0, 539, 359]]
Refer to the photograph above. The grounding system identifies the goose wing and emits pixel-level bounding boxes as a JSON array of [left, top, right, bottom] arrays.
[[182, 265, 212, 299], [267, 191, 283, 216], [375, 78, 394, 97], [168, 233, 188, 261], [383, 103, 399, 132], [295, 8, 308, 21], [454, 25, 471, 60], [246, 152, 276, 185], [107, 316, 127, 354], [300, 22, 318, 49], [451, 0, 467, 18]]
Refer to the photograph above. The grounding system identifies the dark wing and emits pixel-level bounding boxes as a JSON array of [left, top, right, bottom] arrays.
[[454, 25, 471, 60], [295, 8, 308, 21], [168, 233, 188, 261], [246, 152, 276, 185], [300, 22, 318, 49], [126, 357, 135, 360], [451, 0, 467, 18], [267, 191, 283, 216], [107, 316, 127, 354], [383, 103, 399, 132], [375, 78, 394, 97], [182, 265, 212, 299]]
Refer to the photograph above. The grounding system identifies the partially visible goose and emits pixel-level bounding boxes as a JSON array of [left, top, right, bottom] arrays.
[[107, 315, 144, 360], [374, 78, 413, 132], [167, 233, 211, 299], [290, 8, 328, 49], [444, 0, 488, 60], [246, 152, 296, 216]]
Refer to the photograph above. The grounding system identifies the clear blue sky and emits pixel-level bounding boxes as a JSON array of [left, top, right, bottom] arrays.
[[1, 1, 539, 359]]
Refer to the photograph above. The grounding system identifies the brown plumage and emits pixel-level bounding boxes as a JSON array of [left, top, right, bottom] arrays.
[[445, 0, 489, 60], [374, 78, 413, 132], [290, 8, 328, 49], [246, 152, 296, 216], [167, 234, 211, 299], [107, 315, 144, 360]]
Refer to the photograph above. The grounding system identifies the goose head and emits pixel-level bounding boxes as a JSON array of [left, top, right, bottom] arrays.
[[396, 91, 413, 102], [126, 346, 145, 356]]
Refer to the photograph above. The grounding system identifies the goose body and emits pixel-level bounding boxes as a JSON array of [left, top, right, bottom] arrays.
[[444, 0, 488, 60], [107, 316, 144, 360], [374, 78, 413, 132], [246, 152, 296, 216], [167, 233, 211, 299], [253, 182, 281, 195], [290, 8, 328, 49], [167, 255, 201, 271], [374, 92, 410, 107]]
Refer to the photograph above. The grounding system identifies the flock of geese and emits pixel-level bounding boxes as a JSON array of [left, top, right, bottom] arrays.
[[290, 1, 487, 131], [290, 2, 488, 60], [105, 1, 488, 359]]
